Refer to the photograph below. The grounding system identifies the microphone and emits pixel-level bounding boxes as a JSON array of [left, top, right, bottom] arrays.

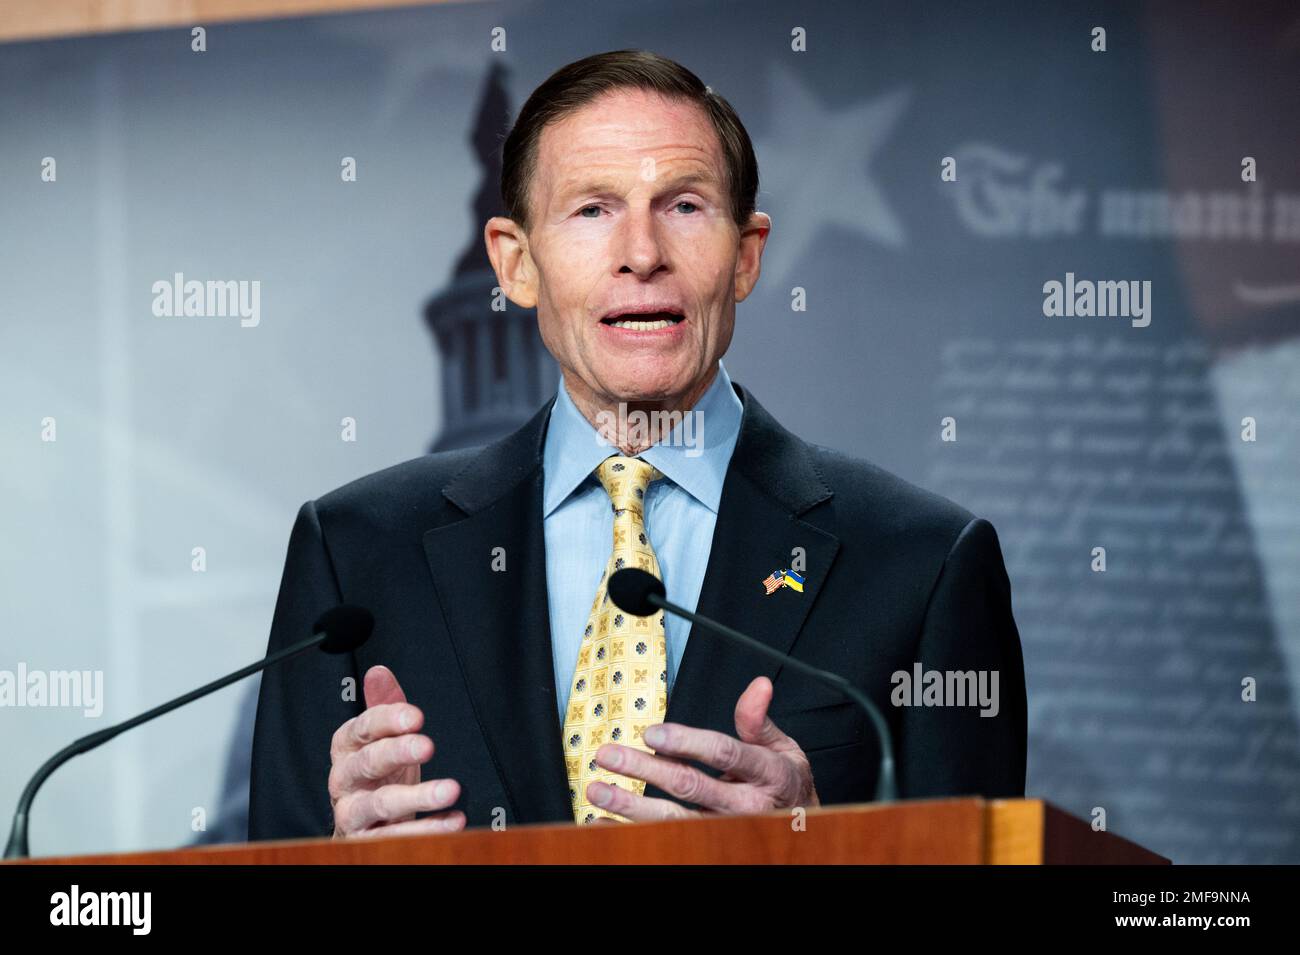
[[608, 568, 897, 802], [3, 605, 374, 859]]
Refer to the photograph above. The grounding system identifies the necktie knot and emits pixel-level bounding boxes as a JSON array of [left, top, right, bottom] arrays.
[[596, 456, 663, 510]]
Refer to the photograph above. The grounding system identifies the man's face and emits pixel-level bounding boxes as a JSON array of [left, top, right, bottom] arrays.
[[486, 88, 769, 412]]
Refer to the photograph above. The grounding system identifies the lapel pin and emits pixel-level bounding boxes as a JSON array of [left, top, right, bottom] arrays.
[[762, 568, 806, 595], [761, 569, 785, 595]]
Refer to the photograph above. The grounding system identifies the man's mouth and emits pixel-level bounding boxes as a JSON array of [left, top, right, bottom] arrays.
[[599, 310, 686, 330]]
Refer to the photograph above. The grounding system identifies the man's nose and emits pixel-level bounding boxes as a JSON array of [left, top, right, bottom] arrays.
[[614, 206, 668, 277]]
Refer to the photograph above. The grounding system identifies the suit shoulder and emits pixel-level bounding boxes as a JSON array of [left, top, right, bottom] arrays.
[[311, 446, 482, 528], [803, 442, 979, 548]]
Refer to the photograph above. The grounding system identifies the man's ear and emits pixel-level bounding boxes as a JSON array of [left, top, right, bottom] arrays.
[[733, 211, 771, 304], [483, 215, 539, 309]]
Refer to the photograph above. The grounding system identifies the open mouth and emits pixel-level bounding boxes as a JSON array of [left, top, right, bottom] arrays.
[[599, 310, 685, 330]]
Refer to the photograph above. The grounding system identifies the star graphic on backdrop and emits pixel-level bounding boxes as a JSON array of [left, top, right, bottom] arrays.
[[312, 16, 494, 130], [751, 61, 911, 288]]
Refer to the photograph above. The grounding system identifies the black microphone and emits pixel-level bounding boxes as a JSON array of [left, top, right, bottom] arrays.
[[608, 568, 897, 802], [3, 605, 374, 859]]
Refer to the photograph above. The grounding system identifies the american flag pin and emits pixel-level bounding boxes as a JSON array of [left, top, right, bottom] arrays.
[[761, 569, 786, 595]]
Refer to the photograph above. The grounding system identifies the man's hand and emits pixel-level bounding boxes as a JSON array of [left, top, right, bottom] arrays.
[[328, 665, 466, 839], [586, 675, 820, 821]]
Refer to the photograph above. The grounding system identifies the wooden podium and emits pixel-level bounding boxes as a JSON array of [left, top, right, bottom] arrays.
[[14, 799, 1168, 865]]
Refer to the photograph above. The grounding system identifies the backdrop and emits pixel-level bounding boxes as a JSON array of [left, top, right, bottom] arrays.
[[2, 0, 1297, 863]]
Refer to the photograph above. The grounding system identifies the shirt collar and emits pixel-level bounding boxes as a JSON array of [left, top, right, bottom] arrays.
[[542, 360, 743, 517]]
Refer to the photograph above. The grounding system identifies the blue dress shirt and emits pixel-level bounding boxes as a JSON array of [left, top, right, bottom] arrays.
[[542, 360, 744, 723]]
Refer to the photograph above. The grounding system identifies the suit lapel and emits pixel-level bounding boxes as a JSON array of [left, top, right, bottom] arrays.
[[422, 398, 574, 824], [644, 383, 841, 802]]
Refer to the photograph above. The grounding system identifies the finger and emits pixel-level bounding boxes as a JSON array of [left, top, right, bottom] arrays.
[[594, 743, 771, 814], [365, 777, 461, 825], [333, 701, 425, 760], [347, 812, 467, 840], [586, 780, 700, 822], [338, 777, 460, 833], [364, 665, 407, 709], [733, 676, 787, 749], [649, 719, 786, 786], [333, 733, 433, 795]]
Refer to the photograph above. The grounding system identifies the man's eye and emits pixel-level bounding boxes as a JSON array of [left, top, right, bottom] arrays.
[[675, 201, 699, 214], [578, 205, 602, 218]]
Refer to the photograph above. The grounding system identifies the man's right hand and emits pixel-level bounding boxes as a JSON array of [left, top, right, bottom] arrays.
[[329, 665, 466, 839]]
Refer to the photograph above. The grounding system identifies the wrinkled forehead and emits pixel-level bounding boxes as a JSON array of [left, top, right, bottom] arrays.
[[533, 89, 726, 201]]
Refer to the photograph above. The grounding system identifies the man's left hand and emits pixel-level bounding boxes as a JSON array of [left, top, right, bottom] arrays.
[[587, 675, 820, 820]]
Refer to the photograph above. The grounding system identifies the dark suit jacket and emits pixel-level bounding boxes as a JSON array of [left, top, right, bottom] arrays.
[[248, 380, 1027, 840]]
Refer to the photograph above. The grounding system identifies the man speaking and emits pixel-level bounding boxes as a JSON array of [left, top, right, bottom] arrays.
[[249, 49, 1026, 839]]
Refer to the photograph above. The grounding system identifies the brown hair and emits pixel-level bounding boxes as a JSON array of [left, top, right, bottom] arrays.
[[500, 49, 758, 234]]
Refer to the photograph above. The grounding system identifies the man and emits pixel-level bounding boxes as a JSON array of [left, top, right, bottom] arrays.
[[248, 49, 1026, 840]]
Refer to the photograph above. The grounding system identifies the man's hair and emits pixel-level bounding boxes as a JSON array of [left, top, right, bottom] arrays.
[[500, 49, 758, 234]]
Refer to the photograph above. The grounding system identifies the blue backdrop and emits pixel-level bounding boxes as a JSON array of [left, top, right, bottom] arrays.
[[1, 0, 1297, 862]]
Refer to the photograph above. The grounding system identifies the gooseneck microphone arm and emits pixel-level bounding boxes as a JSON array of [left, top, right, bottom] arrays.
[[3, 605, 373, 860], [608, 568, 897, 802]]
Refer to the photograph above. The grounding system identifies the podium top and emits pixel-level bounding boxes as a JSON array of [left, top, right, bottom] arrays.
[[9, 799, 1168, 866]]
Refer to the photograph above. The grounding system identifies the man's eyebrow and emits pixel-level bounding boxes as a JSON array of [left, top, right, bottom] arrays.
[[655, 171, 720, 190]]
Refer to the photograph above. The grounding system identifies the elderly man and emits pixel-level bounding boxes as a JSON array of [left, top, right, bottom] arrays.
[[249, 49, 1026, 839]]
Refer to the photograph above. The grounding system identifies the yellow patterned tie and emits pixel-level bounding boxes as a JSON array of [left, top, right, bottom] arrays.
[[562, 455, 669, 824]]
